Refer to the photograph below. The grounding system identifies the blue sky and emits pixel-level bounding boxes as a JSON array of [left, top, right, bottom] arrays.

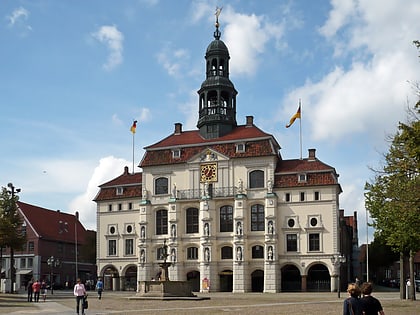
[[1, 0, 419, 245]]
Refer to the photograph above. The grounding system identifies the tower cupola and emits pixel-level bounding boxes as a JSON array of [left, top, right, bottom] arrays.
[[197, 8, 238, 139]]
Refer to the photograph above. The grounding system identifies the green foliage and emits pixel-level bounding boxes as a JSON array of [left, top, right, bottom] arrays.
[[0, 187, 26, 251], [364, 91, 420, 254]]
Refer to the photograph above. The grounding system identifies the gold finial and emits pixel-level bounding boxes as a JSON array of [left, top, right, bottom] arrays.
[[215, 6, 222, 27]]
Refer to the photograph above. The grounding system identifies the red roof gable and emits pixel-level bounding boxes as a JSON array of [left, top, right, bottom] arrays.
[[94, 166, 142, 202], [144, 124, 274, 149], [140, 124, 280, 167], [17, 201, 87, 244]]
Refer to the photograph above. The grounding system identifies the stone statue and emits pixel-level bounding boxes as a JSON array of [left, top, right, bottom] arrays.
[[237, 178, 243, 194], [140, 249, 145, 264], [268, 246, 273, 260], [204, 222, 209, 236], [267, 178, 273, 193], [141, 226, 146, 239], [171, 248, 176, 263], [203, 181, 209, 197], [172, 183, 177, 198], [171, 224, 176, 238], [142, 188, 148, 200], [204, 247, 210, 262], [268, 221, 274, 234], [236, 246, 242, 261], [236, 221, 242, 235]]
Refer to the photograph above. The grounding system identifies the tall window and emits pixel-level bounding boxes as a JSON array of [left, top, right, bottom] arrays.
[[309, 233, 320, 251], [125, 239, 134, 255], [156, 209, 168, 235], [186, 208, 199, 233], [221, 246, 233, 259], [314, 191, 320, 201], [187, 247, 198, 260], [28, 242, 34, 252], [220, 205, 233, 232], [108, 240, 116, 256], [252, 245, 264, 258], [155, 177, 168, 195], [251, 204, 265, 231], [249, 170, 264, 188], [286, 234, 298, 252]]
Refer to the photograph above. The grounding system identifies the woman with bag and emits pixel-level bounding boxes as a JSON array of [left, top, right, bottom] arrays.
[[73, 278, 87, 315], [343, 283, 362, 315]]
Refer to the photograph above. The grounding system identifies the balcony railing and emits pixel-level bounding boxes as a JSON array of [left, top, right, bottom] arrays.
[[176, 186, 237, 200]]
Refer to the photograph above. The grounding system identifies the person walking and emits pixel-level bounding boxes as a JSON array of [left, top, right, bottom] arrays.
[[96, 277, 104, 300], [360, 282, 385, 315], [73, 278, 87, 315], [41, 280, 47, 302], [32, 279, 41, 302], [343, 283, 362, 315], [27, 278, 34, 302]]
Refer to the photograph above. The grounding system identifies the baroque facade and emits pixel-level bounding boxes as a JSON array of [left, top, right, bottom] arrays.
[[94, 19, 345, 293]]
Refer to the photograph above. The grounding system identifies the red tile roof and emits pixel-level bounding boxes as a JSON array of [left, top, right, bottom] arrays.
[[94, 166, 142, 202], [17, 201, 87, 244], [140, 125, 280, 167]]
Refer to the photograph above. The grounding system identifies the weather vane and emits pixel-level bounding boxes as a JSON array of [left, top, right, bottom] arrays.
[[215, 6, 222, 26]]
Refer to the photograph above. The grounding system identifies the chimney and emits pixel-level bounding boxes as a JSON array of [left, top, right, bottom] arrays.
[[174, 123, 182, 135], [308, 148, 316, 161], [124, 166, 129, 175], [75, 211, 79, 220], [246, 116, 254, 127]]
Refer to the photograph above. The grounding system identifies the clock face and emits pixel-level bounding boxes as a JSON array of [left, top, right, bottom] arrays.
[[200, 163, 217, 182]]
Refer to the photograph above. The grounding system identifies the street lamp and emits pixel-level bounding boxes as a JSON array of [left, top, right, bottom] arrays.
[[331, 254, 346, 298], [6, 183, 21, 293], [47, 256, 60, 294]]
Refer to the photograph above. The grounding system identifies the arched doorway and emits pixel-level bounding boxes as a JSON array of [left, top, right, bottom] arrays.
[[251, 269, 264, 292], [102, 265, 119, 291], [307, 264, 330, 292], [219, 269, 233, 292], [124, 266, 137, 291], [186, 270, 200, 292], [281, 265, 301, 292]]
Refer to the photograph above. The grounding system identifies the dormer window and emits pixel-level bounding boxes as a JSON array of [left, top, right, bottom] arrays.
[[298, 173, 307, 183], [116, 187, 123, 195], [236, 143, 245, 153], [172, 149, 181, 159]]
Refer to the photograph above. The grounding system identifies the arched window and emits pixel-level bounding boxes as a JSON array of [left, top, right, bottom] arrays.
[[221, 246, 233, 259], [156, 209, 168, 235], [220, 205, 233, 232], [186, 208, 199, 234], [155, 177, 168, 195], [249, 170, 264, 188], [251, 204, 264, 231], [252, 245, 264, 259]]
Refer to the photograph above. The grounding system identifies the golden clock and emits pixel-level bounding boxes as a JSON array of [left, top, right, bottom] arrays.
[[200, 163, 217, 182]]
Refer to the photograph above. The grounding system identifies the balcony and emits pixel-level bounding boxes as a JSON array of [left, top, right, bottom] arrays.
[[176, 186, 237, 200]]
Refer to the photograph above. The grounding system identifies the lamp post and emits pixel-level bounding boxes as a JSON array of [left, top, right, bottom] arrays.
[[47, 256, 60, 295], [6, 183, 21, 293], [331, 254, 346, 298]]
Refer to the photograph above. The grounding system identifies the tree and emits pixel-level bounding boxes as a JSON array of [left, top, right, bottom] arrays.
[[0, 186, 27, 293], [364, 41, 420, 299]]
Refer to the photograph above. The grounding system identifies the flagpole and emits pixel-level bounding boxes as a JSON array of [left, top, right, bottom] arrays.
[[299, 99, 302, 160], [132, 130, 135, 174]]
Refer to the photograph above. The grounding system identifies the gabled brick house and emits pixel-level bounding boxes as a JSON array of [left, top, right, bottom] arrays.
[[1, 202, 96, 292]]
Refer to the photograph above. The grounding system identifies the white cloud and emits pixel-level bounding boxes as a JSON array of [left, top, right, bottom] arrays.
[[283, 0, 419, 144], [157, 47, 191, 77], [7, 7, 29, 26], [6, 7, 32, 32], [92, 25, 124, 71], [69, 156, 130, 230], [225, 11, 284, 76]]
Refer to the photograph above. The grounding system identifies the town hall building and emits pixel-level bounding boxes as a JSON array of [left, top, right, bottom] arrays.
[[94, 16, 346, 293]]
